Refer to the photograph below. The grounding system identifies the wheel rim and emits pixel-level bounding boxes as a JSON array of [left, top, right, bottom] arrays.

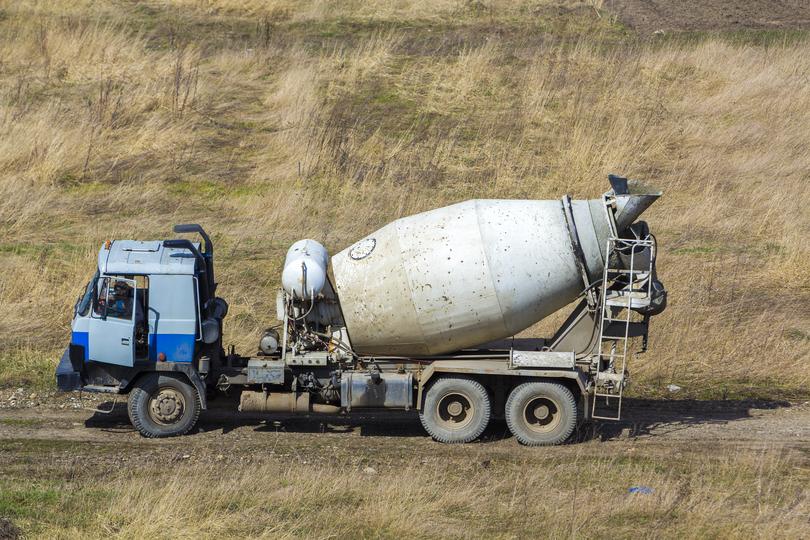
[[522, 396, 561, 434], [435, 392, 475, 430], [148, 387, 186, 425]]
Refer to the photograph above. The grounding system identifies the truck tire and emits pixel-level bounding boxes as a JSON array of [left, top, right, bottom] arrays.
[[505, 381, 577, 446], [127, 373, 201, 438], [419, 376, 491, 444]]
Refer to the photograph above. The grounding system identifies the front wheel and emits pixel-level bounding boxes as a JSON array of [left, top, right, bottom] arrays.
[[419, 376, 491, 444], [127, 373, 201, 438], [505, 381, 577, 446]]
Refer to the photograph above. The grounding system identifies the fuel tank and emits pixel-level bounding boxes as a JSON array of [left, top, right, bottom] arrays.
[[331, 181, 660, 356]]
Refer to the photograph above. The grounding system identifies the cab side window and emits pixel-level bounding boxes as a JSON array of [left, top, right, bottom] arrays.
[[106, 278, 135, 321], [93, 277, 135, 321]]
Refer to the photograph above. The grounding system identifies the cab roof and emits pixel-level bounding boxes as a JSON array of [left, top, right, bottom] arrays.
[[98, 240, 200, 276]]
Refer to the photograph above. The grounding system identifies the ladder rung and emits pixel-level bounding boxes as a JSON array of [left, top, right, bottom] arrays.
[[605, 293, 650, 300], [595, 378, 618, 383], [605, 290, 650, 297], [606, 299, 651, 308], [601, 307, 629, 314], [591, 413, 622, 421], [606, 268, 650, 274]]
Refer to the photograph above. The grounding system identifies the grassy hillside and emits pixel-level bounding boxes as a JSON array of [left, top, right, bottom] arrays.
[[0, 0, 808, 397]]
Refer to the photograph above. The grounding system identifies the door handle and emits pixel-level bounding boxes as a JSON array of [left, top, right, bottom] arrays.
[[121, 338, 130, 345]]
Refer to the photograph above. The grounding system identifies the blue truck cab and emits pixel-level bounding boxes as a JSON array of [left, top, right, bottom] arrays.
[[56, 225, 227, 437]]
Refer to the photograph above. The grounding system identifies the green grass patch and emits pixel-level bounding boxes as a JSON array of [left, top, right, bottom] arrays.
[[0, 349, 60, 391], [63, 181, 108, 195], [0, 240, 87, 258], [0, 418, 43, 427], [0, 484, 59, 519], [671, 245, 717, 255], [629, 376, 810, 402], [167, 179, 269, 199], [0, 476, 112, 535], [785, 327, 810, 342]]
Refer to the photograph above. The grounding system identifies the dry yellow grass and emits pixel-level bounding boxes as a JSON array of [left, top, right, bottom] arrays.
[[2, 5, 809, 539], [1, 437, 807, 539], [68, 452, 810, 538], [0, 0, 807, 399]]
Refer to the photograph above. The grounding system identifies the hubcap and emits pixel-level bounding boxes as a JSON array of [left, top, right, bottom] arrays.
[[436, 392, 474, 430], [446, 401, 463, 416], [148, 388, 186, 425], [533, 404, 550, 420], [523, 397, 561, 434]]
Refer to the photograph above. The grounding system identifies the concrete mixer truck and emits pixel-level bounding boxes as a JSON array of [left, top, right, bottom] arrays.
[[55, 175, 666, 446]]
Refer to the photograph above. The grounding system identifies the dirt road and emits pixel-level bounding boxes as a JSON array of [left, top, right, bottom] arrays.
[[2, 397, 808, 466], [608, 0, 810, 33]]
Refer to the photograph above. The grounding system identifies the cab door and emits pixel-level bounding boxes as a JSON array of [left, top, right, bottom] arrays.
[[88, 277, 136, 367]]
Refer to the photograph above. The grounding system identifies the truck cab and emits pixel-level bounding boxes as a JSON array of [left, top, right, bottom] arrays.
[[56, 225, 226, 437]]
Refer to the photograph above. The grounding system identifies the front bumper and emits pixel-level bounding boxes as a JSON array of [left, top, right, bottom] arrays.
[[55, 346, 83, 391]]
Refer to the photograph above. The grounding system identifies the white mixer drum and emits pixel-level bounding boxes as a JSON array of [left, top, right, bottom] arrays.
[[332, 199, 611, 356], [281, 239, 329, 299]]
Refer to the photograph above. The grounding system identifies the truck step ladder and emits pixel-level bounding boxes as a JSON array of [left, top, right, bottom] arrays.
[[591, 230, 655, 421]]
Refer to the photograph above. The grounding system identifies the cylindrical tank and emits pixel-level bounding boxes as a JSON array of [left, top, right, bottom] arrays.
[[281, 239, 328, 299], [332, 185, 659, 356]]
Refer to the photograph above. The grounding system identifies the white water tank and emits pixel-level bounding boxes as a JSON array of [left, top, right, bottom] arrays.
[[282, 239, 329, 299], [331, 185, 659, 356]]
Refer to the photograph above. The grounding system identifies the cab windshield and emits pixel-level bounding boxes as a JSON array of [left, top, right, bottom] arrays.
[[75, 271, 99, 317]]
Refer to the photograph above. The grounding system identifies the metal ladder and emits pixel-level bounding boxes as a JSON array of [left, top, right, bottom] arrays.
[[591, 233, 655, 421]]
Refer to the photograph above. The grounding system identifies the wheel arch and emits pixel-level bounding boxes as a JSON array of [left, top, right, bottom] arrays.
[[121, 363, 207, 409]]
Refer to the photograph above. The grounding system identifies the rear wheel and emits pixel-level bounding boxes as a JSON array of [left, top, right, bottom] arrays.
[[419, 376, 491, 443], [128, 373, 201, 438], [505, 381, 577, 446]]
